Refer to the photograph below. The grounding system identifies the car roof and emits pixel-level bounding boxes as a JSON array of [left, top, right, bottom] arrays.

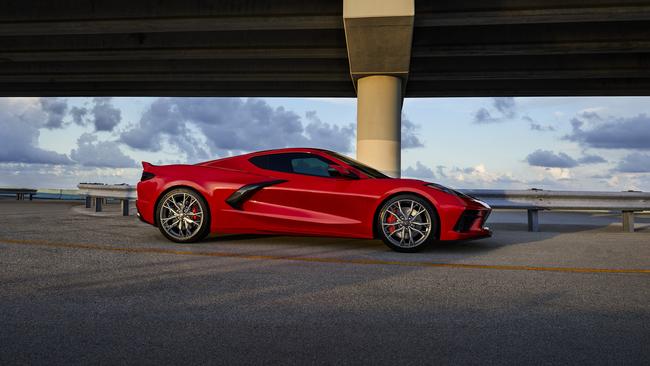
[[197, 148, 335, 167]]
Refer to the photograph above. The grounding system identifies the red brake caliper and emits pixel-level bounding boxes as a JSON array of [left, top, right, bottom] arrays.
[[386, 214, 397, 234], [191, 206, 198, 221]]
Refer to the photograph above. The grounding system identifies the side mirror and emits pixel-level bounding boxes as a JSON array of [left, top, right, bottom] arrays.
[[328, 164, 359, 179]]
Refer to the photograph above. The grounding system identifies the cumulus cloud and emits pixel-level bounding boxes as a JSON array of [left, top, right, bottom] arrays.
[[70, 106, 88, 125], [70, 133, 137, 168], [615, 153, 650, 173], [0, 98, 72, 165], [473, 107, 498, 124], [494, 97, 516, 118], [402, 161, 435, 179], [578, 154, 607, 164], [404, 162, 524, 188], [91, 97, 122, 131], [121, 98, 356, 160], [566, 112, 650, 149], [304, 111, 355, 152], [526, 150, 578, 168], [525, 149, 607, 168], [443, 164, 522, 188], [473, 97, 516, 123], [401, 116, 424, 149], [40, 98, 68, 129]]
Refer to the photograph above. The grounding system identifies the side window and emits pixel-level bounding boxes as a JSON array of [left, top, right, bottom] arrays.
[[249, 154, 293, 173], [249, 153, 335, 177], [291, 157, 330, 177]]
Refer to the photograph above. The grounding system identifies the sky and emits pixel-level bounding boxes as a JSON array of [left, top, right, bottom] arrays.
[[1, 96, 650, 191]]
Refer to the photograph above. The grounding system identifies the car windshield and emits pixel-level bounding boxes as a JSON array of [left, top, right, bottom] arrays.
[[325, 151, 390, 179]]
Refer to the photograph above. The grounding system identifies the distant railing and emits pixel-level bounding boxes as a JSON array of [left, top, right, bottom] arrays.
[[0, 188, 37, 200], [77, 183, 137, 216], [461, 189, 650, 232]]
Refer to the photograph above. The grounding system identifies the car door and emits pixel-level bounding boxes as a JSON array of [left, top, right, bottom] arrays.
[[240, 152, 377, 237]]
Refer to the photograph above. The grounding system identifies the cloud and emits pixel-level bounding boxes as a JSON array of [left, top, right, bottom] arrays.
[[401, 116, 424, 149], [304, 111, 355, 152], [442, 163, 522, 188], [473, 97, 516, 123], [121, 98, 356, 161], [404, 163, 524, 189], [578, 154, 607, 164], [70, 133, 137, 168], [530, 123, 555, 131], [473, 107, 498, 124], [566, 112, 650, 149], [91, 97, 122, 131], [615, 153, 650, 173], [0, 98, 72, 165], [70, 106, 88, 125], [526, 150, 578, 168], [494, 97, 516, 118], [40, 98, 68, 129], [402, 161, 435, 179]]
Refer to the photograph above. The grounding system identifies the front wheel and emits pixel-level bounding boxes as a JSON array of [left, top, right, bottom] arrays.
[[156, 188, 210, 243], [377, 194, 438, 252]]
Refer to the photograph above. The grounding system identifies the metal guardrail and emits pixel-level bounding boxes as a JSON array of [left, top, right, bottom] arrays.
[[461, 189, 650, 232], [0, 188, 37, 200], [77, 183, 137, 216]]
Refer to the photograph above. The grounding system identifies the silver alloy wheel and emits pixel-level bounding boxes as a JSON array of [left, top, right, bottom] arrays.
[[159, 192, 204, 241], [380, 199, 432, 249]]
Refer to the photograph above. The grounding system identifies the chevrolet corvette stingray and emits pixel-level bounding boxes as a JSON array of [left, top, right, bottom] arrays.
[[136, 148, 491, 252]]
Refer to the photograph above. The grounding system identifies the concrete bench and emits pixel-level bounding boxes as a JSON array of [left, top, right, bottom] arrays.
[[461, 189, 650, 233], [77, 183, 137, 216]]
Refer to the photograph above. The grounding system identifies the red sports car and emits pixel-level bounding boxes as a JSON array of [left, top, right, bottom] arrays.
[[136, 148, 491, 252]]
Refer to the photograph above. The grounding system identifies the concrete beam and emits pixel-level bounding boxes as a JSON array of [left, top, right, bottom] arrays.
[[343, 0, 414, 87], [415, 5, 650, 27], [0, 16, 343, 36]]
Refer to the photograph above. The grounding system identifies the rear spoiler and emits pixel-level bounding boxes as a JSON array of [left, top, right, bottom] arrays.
[[141, 161, 156, 181]]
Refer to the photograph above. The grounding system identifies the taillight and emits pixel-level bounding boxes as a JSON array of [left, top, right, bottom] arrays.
[[141, 171, 155, 181]]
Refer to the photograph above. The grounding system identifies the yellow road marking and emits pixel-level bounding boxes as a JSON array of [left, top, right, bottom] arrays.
[[1, 238, 649, 275]]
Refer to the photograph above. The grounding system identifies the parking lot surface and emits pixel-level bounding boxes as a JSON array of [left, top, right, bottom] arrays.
[[1, 200, 649, 365]]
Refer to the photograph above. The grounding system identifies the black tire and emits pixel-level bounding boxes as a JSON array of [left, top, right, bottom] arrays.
[[155, 188, 210, 243], [376, 194, 439, 252]]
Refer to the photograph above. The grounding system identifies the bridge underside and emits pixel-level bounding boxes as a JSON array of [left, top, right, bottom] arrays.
[[1, 0, 649, 97]]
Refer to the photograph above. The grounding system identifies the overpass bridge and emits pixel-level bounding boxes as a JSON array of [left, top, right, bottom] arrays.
[[2, 0, 649, 176]]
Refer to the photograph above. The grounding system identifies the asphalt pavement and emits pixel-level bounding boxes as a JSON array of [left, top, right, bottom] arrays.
[[0, 200, 648, 365]]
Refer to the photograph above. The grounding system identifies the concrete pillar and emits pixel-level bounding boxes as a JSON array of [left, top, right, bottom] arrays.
[[356, 75, 402, 177], [344, 0, 413, 178]]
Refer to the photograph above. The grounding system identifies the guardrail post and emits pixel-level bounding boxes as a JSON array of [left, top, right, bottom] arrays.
[[95, 197, 103, 212], [121, 199, 129, 216], [527, 209, 539, 232], [622, 211, 635, 232], [85, 196, 92, 208]]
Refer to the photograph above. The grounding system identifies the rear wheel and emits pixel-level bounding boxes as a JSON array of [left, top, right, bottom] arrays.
[[377, 194, 438, 252], [156, 188, 210, 243]]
